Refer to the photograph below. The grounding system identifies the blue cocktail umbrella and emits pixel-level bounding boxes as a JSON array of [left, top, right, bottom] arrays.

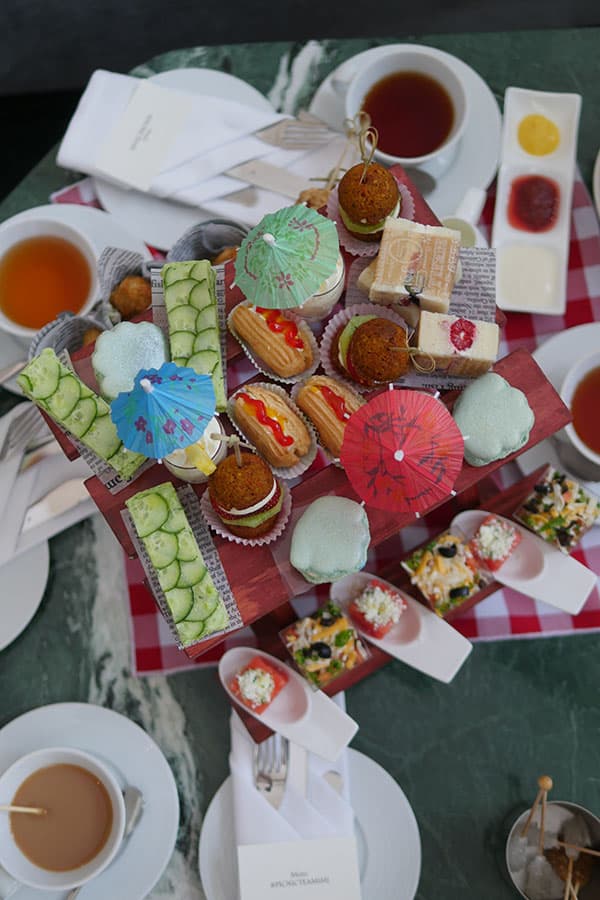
[[110, 361, 216, 459]]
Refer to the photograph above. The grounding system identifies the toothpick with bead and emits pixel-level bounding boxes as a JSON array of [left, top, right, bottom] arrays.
[[520, 774, 553, 840]]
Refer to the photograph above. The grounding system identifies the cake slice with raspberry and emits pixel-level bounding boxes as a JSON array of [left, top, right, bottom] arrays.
[[413, 311, 499, 378]]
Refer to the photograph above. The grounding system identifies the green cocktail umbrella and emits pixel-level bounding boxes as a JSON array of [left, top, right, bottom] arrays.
[[234, 204, 339, 309]]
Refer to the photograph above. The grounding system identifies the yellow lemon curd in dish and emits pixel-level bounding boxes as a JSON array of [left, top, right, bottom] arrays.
[[518, 114, 560, 156]]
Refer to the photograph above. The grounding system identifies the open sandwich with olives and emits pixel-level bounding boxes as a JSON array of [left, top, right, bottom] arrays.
[[280, 602, 370, 688], [401, 531, 488, 617]]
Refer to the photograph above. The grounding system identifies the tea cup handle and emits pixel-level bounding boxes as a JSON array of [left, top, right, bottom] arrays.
[[0, 864, 19, 899]]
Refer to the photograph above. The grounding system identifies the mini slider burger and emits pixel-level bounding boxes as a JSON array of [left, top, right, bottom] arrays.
[[332, 314, 409, 387], [207, 451, 284, 539], [337, 162, 400, 243]]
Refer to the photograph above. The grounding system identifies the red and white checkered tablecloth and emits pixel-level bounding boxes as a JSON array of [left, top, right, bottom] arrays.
[[52, 173, 600, 676]]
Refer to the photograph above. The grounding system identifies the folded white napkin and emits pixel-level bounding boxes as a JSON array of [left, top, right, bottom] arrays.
[[58, 70, 362, 221], [57, 70, 287, 205], [0, 408, 94, 567], [230, 709, 353, 847]]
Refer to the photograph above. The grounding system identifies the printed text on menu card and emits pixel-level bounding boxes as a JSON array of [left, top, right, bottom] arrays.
[[238, 837, 362, 899]]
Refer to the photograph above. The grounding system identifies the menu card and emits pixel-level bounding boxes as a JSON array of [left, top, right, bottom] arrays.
[[238, 836, 362, 900]]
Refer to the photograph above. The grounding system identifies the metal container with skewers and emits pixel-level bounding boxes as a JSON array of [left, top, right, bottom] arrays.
[[505, 775, 600, 899]]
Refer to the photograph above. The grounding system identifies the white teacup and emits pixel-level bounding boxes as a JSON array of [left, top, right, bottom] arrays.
[[343, 45, 469, 180], [560, 350, 600, 478], [0, 746, 125, 894], [0, 217, 98, 340]]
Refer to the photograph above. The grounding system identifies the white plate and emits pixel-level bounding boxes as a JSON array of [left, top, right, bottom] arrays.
[[0, 541, 49, 651], [0, 703, 179, 900], [492, 88, 581, 315], [309, 44, 502, 219], [198, 748, 421, 900], [594, 147, 600, 220], [451, 509, 595, 616], [0, 204, 148, 395], [330, 571, 472, 684], [451, 510, 545, 583], [94, 68, 275, 250], [516, 321, 600, 495], [219, 647, 311, 729]]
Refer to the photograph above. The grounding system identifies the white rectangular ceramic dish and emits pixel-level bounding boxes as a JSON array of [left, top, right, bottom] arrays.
[[492, 87, 581, 315]]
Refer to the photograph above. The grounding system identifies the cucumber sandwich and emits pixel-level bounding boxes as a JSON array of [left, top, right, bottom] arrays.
[[126, 481, 229, 646], [161, 260, 226, 411], [17, 348, 146, 480]]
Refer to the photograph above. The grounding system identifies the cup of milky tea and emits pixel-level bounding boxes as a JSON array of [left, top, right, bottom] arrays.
[[0, 216, 98, 340], [0, 747, 125, 892], [343, 45, 469, 179]]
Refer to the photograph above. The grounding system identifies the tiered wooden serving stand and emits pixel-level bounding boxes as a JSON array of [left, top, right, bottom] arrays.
[[43, 169, 572, 742]]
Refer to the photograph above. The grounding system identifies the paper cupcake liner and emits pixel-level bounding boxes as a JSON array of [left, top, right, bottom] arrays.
[[96, 246, 153, 327], [28, 312, 107, 361], [167, 219, 249, 264], [326, 177, 415, 257], [200, 482, 292, 547], [227, 301, 320, 385], [319, 304, 411, 394], [227, 381, 318, 480], [290, 377, 359, 469]]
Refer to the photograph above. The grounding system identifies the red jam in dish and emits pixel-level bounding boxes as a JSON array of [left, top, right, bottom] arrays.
[[507, 175, 560, 233], [255, 307, 304, 349], [319, 385, 350, 421], [237, 391, 294, 447]]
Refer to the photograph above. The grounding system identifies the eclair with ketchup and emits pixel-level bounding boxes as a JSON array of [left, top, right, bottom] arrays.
[[230, 385, 312, 468], [229, 303, 314, 378], [295, 376, 364, 458]]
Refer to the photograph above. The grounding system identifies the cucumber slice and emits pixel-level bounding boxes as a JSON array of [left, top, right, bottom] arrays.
[[153, 482, 179, 507], [169, 331, 195, 359], [145, 531, 178, 569], [22, 350, 60, 400], [162, 506, 187, 534], [203, 602, 229, 636], [86, 414, 121, 460], [172, 357, 189, 368], [63, 397, 97, 438], [177, 557, 207, 589], [195, 306, 217, 331], [190, 261, 214, 282], [187, 575, 219, 620], [163, 262, 194, 286], [164, 587, 193, 623], [157, 560, 180, 592], [16, 373, 33, 396], [168, 305, 198, 333], [164, 279, 197, 312], [176, 619, 205, 645], [127, 492, 169, 539], [177, 528, 198, 562], [193, 328, 219, 354], [46, 374, 81, 419], [105, 444, 146, 479], [187, 349, 219, 377], [189, 281, 212, 311]]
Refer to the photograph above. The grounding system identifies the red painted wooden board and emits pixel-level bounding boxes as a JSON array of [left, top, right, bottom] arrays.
[[83, 347, 570, 664], [236, 464, 549, 743]]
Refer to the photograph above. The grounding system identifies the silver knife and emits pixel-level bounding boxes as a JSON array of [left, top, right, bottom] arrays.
[[22, 478, 89, 533]]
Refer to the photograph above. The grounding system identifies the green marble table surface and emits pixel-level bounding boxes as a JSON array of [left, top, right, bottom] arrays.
[[1, 29, 599, 899]]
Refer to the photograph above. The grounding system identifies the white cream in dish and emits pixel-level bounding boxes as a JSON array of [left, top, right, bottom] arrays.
[[163, 416, 225, 483]]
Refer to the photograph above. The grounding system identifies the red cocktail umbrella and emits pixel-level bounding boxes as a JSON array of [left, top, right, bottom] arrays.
[[340, 388, 464, 515]]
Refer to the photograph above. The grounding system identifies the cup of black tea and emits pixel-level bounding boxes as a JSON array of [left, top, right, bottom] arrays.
[[344, 45, 469, 179], [0, 746, 125, 893]]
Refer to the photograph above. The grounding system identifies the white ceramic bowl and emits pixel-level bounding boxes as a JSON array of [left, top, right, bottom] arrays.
[[0, 746, 125, 891], [560, 350, 600, 468], [344, 45, 469, 178], [0, 218, 98, 339]]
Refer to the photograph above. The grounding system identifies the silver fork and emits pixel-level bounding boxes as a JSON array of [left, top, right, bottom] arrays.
[[253, 735, 289, 810], [257, 111, 336, 150], [0, 405, 51, 462]]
